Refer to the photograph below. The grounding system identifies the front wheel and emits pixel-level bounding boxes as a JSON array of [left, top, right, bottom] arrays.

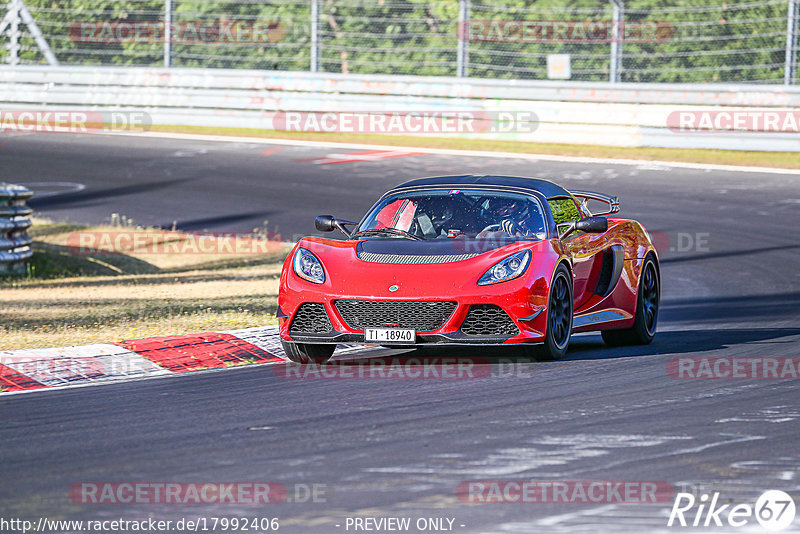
[[527, 263, 573, 361], [281, 340, 335, 364], [602, 254, 660, 346]]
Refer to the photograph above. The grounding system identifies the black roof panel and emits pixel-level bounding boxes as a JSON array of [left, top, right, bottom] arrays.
[[390, 175, 572, 199]]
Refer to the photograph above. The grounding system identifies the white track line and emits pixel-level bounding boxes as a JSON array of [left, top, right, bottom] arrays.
[[102, 130, 800, 175]]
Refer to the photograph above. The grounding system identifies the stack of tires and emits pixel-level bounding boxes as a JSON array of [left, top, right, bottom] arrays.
[[0, 183, 33, 275]]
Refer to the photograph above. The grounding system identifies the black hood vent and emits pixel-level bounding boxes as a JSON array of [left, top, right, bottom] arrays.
[[356, 238, 512, 264]]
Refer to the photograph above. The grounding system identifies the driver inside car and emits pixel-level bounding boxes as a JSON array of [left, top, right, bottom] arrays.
[[415, 196, 456, 238], [479, 197, 545, 239]]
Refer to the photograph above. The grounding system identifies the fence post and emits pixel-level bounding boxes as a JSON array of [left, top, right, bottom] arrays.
[[610, 0, 624, 83], [787, 0, 799, 84], [310, 0, 320, 72], [7, 0, 20, 66], [456, 0, 469, 77], [0, 183, 33, 275], [1, 0, 58, 65], [164, 0, 172, 67]]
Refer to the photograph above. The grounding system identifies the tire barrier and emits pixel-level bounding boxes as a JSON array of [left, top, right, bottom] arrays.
[[0, 182, 33, 275]]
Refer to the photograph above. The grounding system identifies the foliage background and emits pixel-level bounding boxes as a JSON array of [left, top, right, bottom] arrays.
[[2, 0, 797, 83]]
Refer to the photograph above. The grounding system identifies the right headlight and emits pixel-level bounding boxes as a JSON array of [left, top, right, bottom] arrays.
[[478, 250, 531, 286], [293, 247, 325, 284]]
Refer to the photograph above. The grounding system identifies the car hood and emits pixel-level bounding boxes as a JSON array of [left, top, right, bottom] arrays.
[[355, 237, 523, 262]]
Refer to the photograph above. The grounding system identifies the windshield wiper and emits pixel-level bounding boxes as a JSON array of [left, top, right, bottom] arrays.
[[352, 228, 423, 241]]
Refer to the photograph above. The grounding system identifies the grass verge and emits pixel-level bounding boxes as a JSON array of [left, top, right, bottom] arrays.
[[0, 218, 287, 350], [149, 124, 800, 169]]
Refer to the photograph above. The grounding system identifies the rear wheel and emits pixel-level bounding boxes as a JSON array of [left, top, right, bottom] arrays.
[[281, 341, 335, 364], [602, 254, 659, 346], [528, 263, 573, 361]]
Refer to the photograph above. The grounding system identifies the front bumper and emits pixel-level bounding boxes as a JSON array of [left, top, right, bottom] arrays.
[[279, 290, 548, 346], [287, 330, 526, 346]]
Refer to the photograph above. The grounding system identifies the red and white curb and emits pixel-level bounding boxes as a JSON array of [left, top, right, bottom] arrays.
[[0, 327, 366, 394]]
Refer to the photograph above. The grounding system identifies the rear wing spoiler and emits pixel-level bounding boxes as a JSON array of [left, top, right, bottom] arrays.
[[570, 190, 620, 217]]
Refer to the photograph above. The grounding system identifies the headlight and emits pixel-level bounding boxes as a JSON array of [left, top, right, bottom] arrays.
[[293, 247, 325, 284], [478, 250, 531, 286]]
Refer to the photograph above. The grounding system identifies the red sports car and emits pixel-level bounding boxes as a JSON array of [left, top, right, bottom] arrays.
[[278, 175, 660, 364]]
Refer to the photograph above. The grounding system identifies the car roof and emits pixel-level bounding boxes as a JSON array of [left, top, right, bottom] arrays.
[[389, 175, 573, 199]]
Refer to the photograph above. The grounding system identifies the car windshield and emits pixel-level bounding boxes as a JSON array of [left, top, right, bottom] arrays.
[[356, 189, 547, 241]]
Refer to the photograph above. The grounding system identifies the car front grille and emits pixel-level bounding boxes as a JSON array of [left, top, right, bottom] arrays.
[[460, 305, 519, 337], [334, 300, 457, 332], [289, 303, 333, 334]]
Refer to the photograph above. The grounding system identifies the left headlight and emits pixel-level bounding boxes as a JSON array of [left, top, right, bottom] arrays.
[[478, 250, 531, 286], [293, 247, 325, 284]]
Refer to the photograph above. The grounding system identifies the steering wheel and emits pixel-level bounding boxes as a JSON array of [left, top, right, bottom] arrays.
[[479, 223, 502, 234]]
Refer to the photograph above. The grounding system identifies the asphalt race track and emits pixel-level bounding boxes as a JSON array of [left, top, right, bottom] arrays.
[[1, 132, 799, 533]]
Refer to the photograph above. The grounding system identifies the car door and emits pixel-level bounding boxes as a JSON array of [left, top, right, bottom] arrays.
[[549, 197, 608, 311]]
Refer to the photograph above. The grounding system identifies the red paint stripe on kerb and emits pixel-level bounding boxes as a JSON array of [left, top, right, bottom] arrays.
[[118, 333, 283, 373], [262, 146, 283, 157], [0, 363, 48, 391], [318, 150, 426, 165]]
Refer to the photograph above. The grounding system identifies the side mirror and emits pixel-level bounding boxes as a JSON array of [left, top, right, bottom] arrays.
[[560, 216, 608, 239], [575, 216, 608, 233], [315, 215, 357, 238], [315, 215, 336, 232]]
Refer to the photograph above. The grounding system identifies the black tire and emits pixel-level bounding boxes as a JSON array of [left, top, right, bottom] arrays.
[[602, 254, 660, 347], [281, 340, 335, 364], [528, 263, 573, 361]]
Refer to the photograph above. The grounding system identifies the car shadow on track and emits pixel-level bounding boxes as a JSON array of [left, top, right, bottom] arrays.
[[331, 328, 800, 364], [28, 178, 195, 209], [565, 327, 800, 361], [660, 292, 800, 324]]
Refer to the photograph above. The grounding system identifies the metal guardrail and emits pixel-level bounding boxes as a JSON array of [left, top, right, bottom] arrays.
[[0, 183, 33, 275], [1, 66, 799, 151], [4, 66, 800, 106]]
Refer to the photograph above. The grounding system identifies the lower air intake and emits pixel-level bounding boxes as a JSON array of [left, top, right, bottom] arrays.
[[460, 304, 519, 337], [290, 303, 333, 334]]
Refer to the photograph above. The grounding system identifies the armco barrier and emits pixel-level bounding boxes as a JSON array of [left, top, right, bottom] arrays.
[[1, 66, 799, 151], [0, 183, 33, 275]]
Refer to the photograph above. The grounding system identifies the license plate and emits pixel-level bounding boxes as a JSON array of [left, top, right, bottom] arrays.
[[364, 328, 416, 344]]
